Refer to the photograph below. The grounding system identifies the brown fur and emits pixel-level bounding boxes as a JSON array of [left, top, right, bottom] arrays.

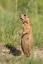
[[20, 14, 33, 57]]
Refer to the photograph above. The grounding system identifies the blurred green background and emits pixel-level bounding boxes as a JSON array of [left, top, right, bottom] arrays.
[[0, 0, 43, 64], [0, 0, 43, 47]]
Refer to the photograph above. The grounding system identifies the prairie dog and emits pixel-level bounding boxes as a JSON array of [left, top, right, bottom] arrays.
[[20, 14, 33, 56]]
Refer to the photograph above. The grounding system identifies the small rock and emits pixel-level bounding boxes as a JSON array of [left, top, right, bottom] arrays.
[[1, 53, 5, 55]]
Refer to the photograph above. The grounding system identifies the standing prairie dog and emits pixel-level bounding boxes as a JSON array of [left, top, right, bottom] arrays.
[[20, 14, 33, 57]]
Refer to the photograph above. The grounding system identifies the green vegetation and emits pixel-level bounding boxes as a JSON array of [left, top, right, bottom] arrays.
[[0, 0, 43, 64]]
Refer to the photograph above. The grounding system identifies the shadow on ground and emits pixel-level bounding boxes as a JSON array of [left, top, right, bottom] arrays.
[[5, 44, 21, 56]]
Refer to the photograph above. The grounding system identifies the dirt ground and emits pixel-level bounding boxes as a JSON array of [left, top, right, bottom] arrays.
[[0, 43, 43, 64]]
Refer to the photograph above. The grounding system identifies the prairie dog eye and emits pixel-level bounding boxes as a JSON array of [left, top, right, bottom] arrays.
[[24, 14, 26, 16]]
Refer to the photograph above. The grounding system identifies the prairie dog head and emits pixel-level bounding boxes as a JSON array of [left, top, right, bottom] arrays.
[[20, 14, 29, 23]]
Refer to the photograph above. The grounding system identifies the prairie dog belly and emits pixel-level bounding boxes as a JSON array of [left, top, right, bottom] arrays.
[[21, 34, 33, 47], [21, 34, 33, 56]]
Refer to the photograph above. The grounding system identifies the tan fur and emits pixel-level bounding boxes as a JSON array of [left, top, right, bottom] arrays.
[[20, 14, 33, 57]]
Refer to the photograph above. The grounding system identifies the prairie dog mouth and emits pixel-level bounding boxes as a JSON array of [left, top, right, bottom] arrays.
[[19, 14, 24, 21], [20, 17, 23, 21]]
